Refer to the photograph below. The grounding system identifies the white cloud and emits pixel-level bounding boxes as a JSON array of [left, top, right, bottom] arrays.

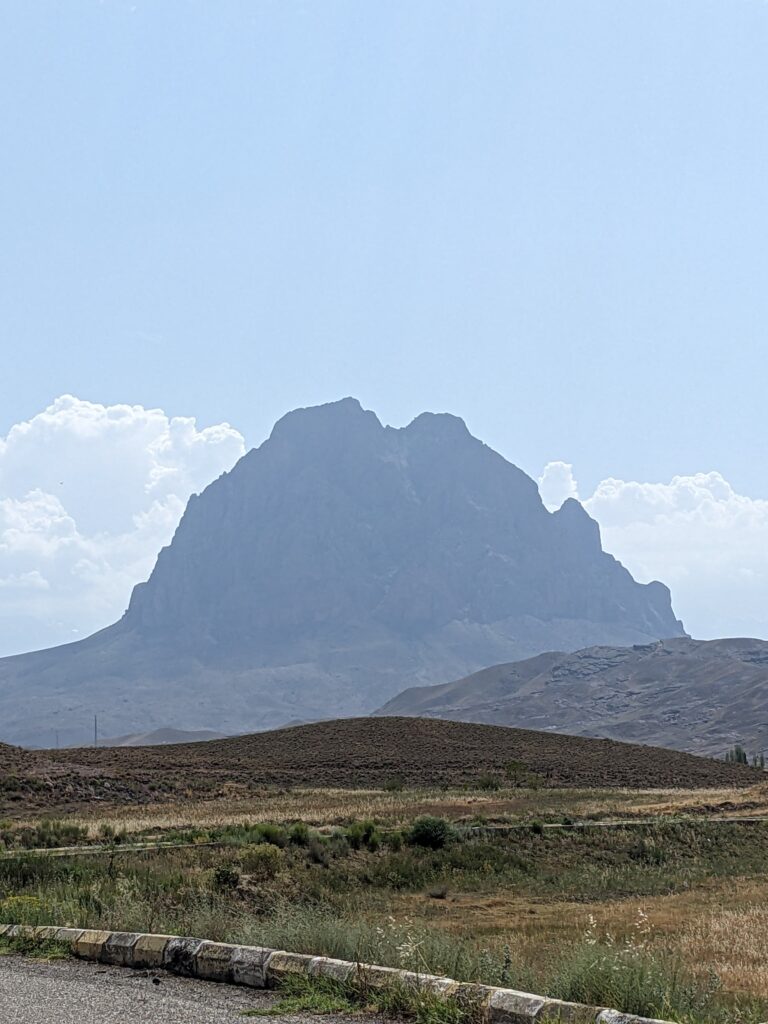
[[540, 465, 768, 641], [538, 461, 579, 511], [0, 397, 245, 656]]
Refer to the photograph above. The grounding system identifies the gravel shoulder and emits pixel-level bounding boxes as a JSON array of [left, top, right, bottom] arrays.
[[0, 954, 378, 1024]]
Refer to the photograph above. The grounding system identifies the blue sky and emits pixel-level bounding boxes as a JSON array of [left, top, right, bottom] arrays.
[[1, 1, 767, 653]]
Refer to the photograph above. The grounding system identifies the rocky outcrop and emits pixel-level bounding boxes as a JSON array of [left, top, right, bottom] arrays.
[[0, 399, 684, 747]]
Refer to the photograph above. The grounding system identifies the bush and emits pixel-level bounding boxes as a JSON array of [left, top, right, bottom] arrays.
[[476, 774, 501, 791], [254, 823, 288, 848], [345, 820, 380, 851], [8, 819, 90, 851], [240, 843, 284, 880], [383, 776, 404, 792], [407, 816, 454, 850], [288, 822, 311, 846]]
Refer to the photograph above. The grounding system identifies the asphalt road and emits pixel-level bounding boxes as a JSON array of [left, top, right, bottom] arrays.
[[0, 955, 378, 1024]]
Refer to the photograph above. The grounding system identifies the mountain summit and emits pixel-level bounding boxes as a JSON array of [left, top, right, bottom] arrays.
[[0, 399, 684, 746]]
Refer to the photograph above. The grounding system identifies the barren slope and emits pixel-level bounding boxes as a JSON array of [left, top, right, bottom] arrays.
[[48, 716, 758, 794], [376, 638, 768, 756]]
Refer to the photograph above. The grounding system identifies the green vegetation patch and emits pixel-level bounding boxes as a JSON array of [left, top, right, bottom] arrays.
[[0, 934, 71, 960], [2, 816, 768, 1022], [243, 972, 465, 1024]]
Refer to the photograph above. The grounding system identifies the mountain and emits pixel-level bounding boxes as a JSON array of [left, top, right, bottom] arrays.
[[375, 637, 768, 756], [0, 398, 684, 747]]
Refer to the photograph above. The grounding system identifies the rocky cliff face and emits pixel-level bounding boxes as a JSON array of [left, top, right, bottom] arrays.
[[0, 398, 684, 747], [125, 398, 680, 647]]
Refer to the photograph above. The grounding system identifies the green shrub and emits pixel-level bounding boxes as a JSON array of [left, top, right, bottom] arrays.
[[240, 843, 284, 880], [6, 819, 90, 851], [408, 816, 454, 850], [254, 823, 288, 848], [345, 820, 380, 851], [288, 822, 311, 846], [328, 833, 351, 858], [476, 774, 501, 791]]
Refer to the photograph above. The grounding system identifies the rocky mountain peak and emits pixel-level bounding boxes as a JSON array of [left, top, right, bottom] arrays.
[[268, 397, 383, 447]]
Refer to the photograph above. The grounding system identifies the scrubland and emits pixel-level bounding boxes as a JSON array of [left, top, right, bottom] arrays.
[[2, 783, 768, 1022]]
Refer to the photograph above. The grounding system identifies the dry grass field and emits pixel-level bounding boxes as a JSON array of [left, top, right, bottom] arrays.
[[28, 778, 768, 839]]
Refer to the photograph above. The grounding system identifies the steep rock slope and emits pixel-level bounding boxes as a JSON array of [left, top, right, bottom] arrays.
[[0, 399, 684, 746], [376, 637, 768, 756]]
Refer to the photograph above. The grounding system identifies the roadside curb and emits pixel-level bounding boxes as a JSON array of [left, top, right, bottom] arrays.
[[0, 923, 677, 1024]]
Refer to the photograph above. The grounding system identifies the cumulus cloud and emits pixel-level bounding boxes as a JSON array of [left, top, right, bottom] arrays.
[[0, 397, 245, 656], [538, 461, 579, 511], [540, 465, 768, 641]]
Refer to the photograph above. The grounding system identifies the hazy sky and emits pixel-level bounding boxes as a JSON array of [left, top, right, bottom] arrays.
[[1, 2, 767, 654]]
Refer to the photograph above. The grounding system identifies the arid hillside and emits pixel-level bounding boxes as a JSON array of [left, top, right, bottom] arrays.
[[44, 716, 759, 796], [377, 638, 768, 756]]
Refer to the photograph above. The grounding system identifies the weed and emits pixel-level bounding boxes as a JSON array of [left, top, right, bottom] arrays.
[[0, 935, 71, 960], [243, 970, 465, 1024], [243, 974, 357, 1016]]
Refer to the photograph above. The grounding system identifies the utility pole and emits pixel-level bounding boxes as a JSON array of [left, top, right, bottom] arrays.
[[55, 730, 59, 750], [94, 715, 98, 749]]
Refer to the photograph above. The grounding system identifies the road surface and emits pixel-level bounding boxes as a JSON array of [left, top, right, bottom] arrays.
[[0, 954, 379, 1024]]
